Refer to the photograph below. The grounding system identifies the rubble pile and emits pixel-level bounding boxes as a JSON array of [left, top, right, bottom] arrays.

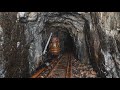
[[72, 59, 97, 78]]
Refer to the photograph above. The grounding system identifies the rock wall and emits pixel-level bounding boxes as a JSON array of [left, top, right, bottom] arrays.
[[0, 12, 5, 77], [0, 12, 29, 78], [1, 12, 120, 78], [21, 12, 91, 75], [89, 12, 120, 78], [25, 12, 45, 74]]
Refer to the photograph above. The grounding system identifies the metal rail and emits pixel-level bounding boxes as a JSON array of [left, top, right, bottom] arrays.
[[31, 53, 72, 78], [65, 53, 72, 78], [45, 57, 62, 78], [31, 57, 57, 78]]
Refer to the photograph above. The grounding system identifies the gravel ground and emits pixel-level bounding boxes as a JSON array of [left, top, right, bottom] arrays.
[[72, 58, 97, 78]]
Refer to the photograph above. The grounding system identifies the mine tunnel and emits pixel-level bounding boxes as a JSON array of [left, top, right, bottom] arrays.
[[0, 12, 120, 78], [43, 26, 75, 55]]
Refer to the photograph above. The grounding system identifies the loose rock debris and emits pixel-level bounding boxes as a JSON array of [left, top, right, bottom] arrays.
[[72, 59, 97, 78], [32, 53, 97, 78]]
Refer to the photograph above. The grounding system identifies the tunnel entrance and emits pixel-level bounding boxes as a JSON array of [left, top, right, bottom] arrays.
[[31, 20, 98, 78], [33, 28, 97, 78], [41, 26, 76, 64], [51, 30, 74, 54], [46, 29, 75, 56]]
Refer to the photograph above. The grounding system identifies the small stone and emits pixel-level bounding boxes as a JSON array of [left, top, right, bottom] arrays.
[[91, 71, 96, 75], [41, 76, 44, 78], [28, 12, 38, 21], [45, 62, 50, 66]]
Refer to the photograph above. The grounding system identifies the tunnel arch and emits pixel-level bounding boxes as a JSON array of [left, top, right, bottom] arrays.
[[22, 12, 91, 75], [42, 25, 75, 54], [41, 15, 89, 64]]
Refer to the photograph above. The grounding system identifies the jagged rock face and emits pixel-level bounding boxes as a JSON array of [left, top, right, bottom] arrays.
[[22, 12, 90, 75], [89, 12, 120, 78], [0, 12, 29, 78], [0, 20, 4, 77], [0, 12, 120, 78]]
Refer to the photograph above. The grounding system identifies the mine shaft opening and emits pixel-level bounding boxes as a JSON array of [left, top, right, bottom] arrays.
[[40, 20, 98, 78], [42, 25, 76, 60], [48, 30, 75, 57]]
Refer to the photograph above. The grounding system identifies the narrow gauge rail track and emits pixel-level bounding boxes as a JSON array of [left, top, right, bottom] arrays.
[[31, 53, 97, 78], [31, 53, 72, 78]]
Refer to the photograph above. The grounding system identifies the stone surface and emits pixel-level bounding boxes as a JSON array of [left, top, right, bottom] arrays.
[[11, 12, 120, 77], [19, 12, 90, 75], [0, 12, 29, 78], [0, 24, 5, 78], [89, 12, 120, 78], [0, 12, 120, 78]]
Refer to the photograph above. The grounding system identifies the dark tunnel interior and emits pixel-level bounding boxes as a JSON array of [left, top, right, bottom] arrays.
[[63, 32, 74, 52], [42, 27, 75, 60]]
